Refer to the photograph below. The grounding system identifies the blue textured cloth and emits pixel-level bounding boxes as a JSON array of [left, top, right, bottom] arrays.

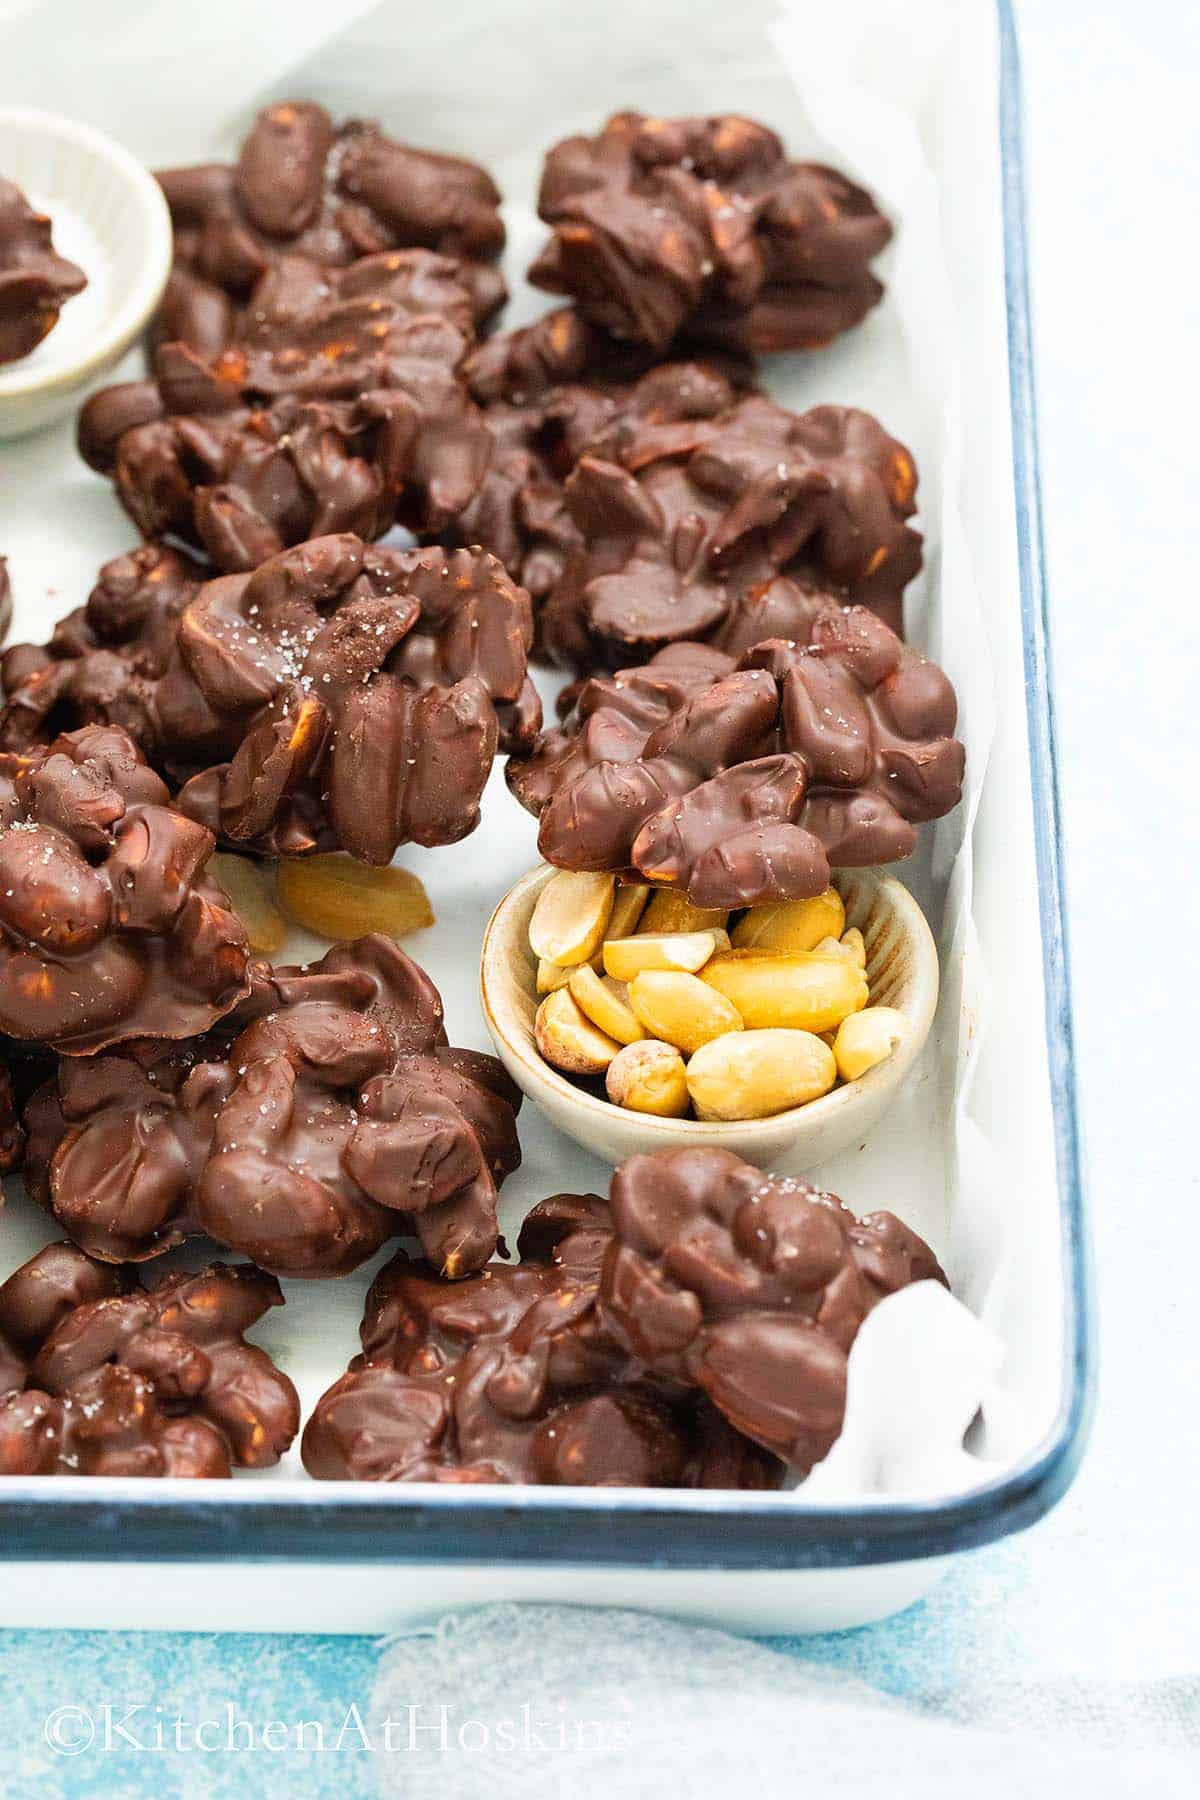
[[0, 1545, 1029, 1797]]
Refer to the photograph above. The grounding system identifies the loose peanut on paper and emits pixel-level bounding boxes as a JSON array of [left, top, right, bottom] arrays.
[[276, 855, 433, 942], [686, 1030, 838, 1121], [833, 1006, 906, 1081], [534, 987, 621, 1074], [528, 871, 615, 967], [606, 1039, 690, 1116], [701, 948, 868, 1034], [210, 853, 287, 955], [627, 970, 743, 1055], [730, 889, 845, 954]]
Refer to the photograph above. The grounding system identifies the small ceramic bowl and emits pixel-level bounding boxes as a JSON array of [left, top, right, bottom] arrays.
[[481, 863, 940, 1175], [0, 108, 172, 438]]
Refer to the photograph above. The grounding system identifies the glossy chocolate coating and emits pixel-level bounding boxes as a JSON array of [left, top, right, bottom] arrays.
[[537, 394, 922, 670], [0, 179, 87, 364], [0, 542, 207, 756], [303, 1191, 782, 1486], [170, 533, 537, 860], [154, 101, 505, 354], [599, 1147, 946, 1471], [78, 248, 493, 570], [0, 1058, 22, 1174], [453, 307, 756, 646], [0, 725, 250, 1053], [530, 113, 889, 355], [508, 601, 963, 907], [23, 936, 520, 1280], [0, 1245, 298, 1476]]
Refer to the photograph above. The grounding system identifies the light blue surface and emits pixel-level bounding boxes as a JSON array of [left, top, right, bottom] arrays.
[[2, 0, 1198, 1793], [0, 1544, 1033, 1797]]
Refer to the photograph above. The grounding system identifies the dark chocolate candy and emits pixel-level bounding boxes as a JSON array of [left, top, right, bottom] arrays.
[[0, 179, 87, 365], [23, 935, 520, 1280], [530, 112, 889, 355], [0, 542, 208, 756], [78, 249, 493, 570], [0, 1057, 21, 1174], [538, 394, 922, 669], [155, 102, 505, 354], [599, 1147, 945, 1472], [170, 533, 537, 860], [0, 725, 250, 1053], [0, 1245, 298, 1476], [452, 307, 755, 647], [508, 601, 963, 908], [302, 1190, 782, 1486]]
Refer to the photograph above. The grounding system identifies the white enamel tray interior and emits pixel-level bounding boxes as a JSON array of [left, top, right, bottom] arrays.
[[482, 863, 939, 1172], [0, 0, 1068, 1633]]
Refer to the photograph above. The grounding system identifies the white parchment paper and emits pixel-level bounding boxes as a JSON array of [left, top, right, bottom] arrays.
[[0, 0, 1062, 1505]]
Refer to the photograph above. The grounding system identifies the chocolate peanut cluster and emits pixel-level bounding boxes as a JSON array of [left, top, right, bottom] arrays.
[[509, 601, 963, 908], [78, 247, 494, 572], [168, 533, 537, 859], [0, 725, 250, 1052], [303, 1190, 781, 1486], [0, 178, 87, 364], [599, 1148, 945, 1471], [0, 542, 205, 756], [453, 307, 755, 636], [153, 100, 506, 358], [23, 935, 521, 1279], [538, 395, 922, 665], [529, 113, 890, 354], [0, 1243, 298, 1476]]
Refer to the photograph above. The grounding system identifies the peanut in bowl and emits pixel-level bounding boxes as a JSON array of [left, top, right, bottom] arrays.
[[480, 862, 939, 1174]]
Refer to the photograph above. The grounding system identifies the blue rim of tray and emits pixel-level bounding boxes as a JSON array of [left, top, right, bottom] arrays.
[[0, 0, 1094, 1568]]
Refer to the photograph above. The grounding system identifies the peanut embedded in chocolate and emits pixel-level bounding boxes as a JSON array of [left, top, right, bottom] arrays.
[[0, 1245, 298, 1476], [302, 1190, 782, 1486], [23, 936, 520, 1280], [598, 1146, 946, 1471], [0, 725, 250, 1053], [507, 602, 963, 908], [530, 112, 890, 355]]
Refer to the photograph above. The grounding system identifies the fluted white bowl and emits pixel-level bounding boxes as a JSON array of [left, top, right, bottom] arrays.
[[0, 108, 171, 437], [481, 863, 940, 1174]]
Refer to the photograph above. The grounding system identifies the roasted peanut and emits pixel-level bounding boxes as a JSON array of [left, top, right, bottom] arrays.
[[701, 948, 868, 1034], [528, 871, 615, 967], [276, 855, 433, 942], [639, 890, 727, 936], [568, 965, 644, 1046], [686, 1030, 837, 1120], [627, 970, 743, 1055], [534, 988, 621, 1074], [536, 958, 573, 994], [730, 889, 845, 955], [603, 928, 730, 981], [813, 928, 868, 970], [840, 927, 867, 968], [606, 1039, 689, 1116], [834, 1006, 906, 1081], [605, 883, 652, 941], [210, 853, 287, 955]]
